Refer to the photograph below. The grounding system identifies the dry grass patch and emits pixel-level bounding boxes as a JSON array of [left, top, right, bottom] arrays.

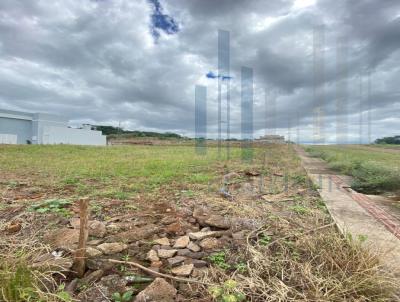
[[205, 227, 399, 302], [0, 234, 72, 302]]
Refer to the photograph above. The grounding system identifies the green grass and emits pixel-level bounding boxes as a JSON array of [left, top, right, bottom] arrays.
[[0, 145, 246, 198], [306, 145, 400, 194]]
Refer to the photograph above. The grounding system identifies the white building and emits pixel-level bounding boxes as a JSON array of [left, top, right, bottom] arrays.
[[0, 109, 106, 146]]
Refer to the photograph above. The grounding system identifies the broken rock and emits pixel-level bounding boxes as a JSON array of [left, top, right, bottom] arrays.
[[167, 256, 186, 267], [88, 220, 107, 238], [146, 250, 160, 262], [199, 238, 220, 250], [70, 218, 107, 238], [205, 214, 231, 229], [171, 264, 194, 276], [154, 237, 170, 246], [192, 206, 209, 225], [187, 241, 201, 252], [177, 250, 205, 259], [190, 259, 208, 268], [135, 278, 177, 302], [157, 249, 177, 259], [189, 231, 217, 241], [97, 242, 128, 255], [173, 235, 190, 248], [86, 247, 103, 258]]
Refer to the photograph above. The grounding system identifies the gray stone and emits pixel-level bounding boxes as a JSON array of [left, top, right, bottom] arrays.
[[173, 235, 190, 248], [89, 220, 107, 238], [97, 242, 128, 255], [105, 223, 120, 234], [176, 249, 191, 256], [187, 241, 201, 252], [171, 264, 194, 276], [205, 215, 231, 229], [167, 256, 186, 267], [146, 250, 160, 262], [135, 278, 177, 302], [177, 249, 205, 259], [190, 259, 208, 268], [157, 249, 177, 258], [189, 231, 217, 241], [154, 237, 170, 246], [199, 238, 220, 250], [70, 218, 107, 238], [192, 207, 209, 225], [86, 247, 103, 258]]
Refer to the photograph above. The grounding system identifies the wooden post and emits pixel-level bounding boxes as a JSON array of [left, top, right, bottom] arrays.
[[72, 198, 90, 278]]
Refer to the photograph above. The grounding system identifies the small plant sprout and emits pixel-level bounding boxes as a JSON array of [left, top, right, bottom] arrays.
[[208, 251, 230, 270], [258, 233, 272, 246], [29, 199, 72, 217], [112, 290, 134, 302], [209, 280, 246, 302]]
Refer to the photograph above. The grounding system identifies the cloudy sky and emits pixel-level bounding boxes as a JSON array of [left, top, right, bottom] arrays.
[[0, 0, 399, 143]]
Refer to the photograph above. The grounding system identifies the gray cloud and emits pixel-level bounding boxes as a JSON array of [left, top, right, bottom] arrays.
[[0, 0, 399, 142]]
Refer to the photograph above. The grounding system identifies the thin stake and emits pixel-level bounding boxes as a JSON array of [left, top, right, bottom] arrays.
[[72, 198, 90, 278]]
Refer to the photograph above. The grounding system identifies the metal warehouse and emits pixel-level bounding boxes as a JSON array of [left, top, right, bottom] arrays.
[[0, 109, 106, 145]]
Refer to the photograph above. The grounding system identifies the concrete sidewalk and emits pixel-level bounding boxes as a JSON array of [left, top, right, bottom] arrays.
[[295, 146, 400, 273]]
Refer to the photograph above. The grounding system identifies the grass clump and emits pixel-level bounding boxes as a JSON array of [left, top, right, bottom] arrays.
[[209, 280, 246, 302], [208, 228, 399, 302], [306, 145, 400, 194], [0, 238, 72, 302], [208, 251, 230, 270], [28, 199, 72, 218]]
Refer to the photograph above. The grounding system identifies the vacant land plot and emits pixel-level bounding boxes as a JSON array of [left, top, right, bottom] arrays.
[[0, 144, 398, 301], [306, 145, 400, 195]]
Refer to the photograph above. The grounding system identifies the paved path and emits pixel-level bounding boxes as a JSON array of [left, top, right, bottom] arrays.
[[295, 146, 400, 273]]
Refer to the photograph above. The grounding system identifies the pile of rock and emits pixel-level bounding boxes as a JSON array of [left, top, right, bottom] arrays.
[[146, 231, 216, 277], [42, 203, 260, 301]]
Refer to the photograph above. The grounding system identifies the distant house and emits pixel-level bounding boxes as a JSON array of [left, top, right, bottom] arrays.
[[256, 134, 285, 144], [0, 109, 106, 145]]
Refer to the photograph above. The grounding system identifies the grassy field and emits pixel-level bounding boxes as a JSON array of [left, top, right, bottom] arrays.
[[1, 144, 398, 301], [0, 145, 244, 199], [306, 145, 400, 194]]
